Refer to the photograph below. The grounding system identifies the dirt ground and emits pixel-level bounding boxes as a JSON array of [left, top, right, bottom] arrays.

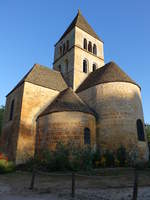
[[0, 169, 150, 200]]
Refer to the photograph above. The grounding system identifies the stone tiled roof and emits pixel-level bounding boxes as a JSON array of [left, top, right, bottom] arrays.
[[57, 10, 102, 44], [7, 64, 68, 96], [76, 61, 140, 93], [38, 87, 96, 118]]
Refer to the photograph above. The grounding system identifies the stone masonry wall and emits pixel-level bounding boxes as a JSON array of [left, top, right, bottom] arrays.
[[54, 28, 75, 61], [36, 111, 96, 153], [78, 82, 149, 161], [75, 26, 104, 59], [0, 84, 24, 161], [53, 26, 105, 91], [53, 48, 74, 88], [53, 28, 75, 88], [16, 82, 59, 164], [73, 27, 104, 91]]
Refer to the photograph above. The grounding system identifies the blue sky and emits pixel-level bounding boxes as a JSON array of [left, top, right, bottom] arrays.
[[0, 0, 150, 123]]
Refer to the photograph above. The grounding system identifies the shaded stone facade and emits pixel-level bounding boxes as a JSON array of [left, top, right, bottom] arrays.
[[16, 82, 60, 163], [77, 82, 149, 160], [36, 112, 96, 152], [0, 84, 24, 161]]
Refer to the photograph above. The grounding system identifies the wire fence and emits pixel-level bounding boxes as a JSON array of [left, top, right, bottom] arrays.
[[28, 168, 142, 199]]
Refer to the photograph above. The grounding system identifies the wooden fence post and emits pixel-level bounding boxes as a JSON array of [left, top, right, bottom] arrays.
[[29, 168, 36, 190], [71, 172, 75, 198], [132, 168, 138, 200]]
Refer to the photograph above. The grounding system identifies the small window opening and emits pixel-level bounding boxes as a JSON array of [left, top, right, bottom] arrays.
[[63, 43, 66, 54], [84, 127, 91, 145], [83, 60, 88, 73], [137, 119, 145, 141], [83, 38, 87, 50], [93, 64, 97, 72], [58, 65, 61, 72], [93, 44, 97, 55], [59, 46, 62, 56], [66, 40, 69, 50], [88, 41, 92, 52]]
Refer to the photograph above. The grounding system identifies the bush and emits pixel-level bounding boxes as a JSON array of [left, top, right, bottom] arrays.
[[116, 145, 127, 167], [80, 146, 93, 171], [104, 150, 115, 167], [68, 143, 83, 171], [0, 155, 15, 174], [33, 143, 96, 172], [22, 143, 130, 172], [53, 142, 70, 171], [92, 149, 101, 168]]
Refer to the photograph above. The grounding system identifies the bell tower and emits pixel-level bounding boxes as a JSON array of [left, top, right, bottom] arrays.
[[53, 10, 105, 91]]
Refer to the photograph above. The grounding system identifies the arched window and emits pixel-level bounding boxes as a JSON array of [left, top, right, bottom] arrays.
[[137, 119, 145, 141], [84, 128, 91, 145], [66, 40, 69, 50], [83, 59, 88, 73], [59, 46, 62, 56], [9, 99, 14, 121], [93, 44, 97, 55], [58, 65, 61, 72], [65, 59, 68, 73], [88, 41, 92, 52], [83, 38, 87, 50], [63, 43, 66, 54], [92, 63, 97, 72]]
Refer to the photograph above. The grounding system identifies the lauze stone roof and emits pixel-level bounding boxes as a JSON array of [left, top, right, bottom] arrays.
[[57, 10, 102, 44], [76, 61, 140, 93], [38, 87, 96, 118], [7, 64, 68, 96]]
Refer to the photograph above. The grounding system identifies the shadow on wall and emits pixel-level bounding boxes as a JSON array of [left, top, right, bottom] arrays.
[[78, 83, 149, 160]]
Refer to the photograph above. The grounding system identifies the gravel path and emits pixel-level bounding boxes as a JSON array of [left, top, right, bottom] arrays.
[[1, 186, 150, 200], [0, 171, 150, 200]]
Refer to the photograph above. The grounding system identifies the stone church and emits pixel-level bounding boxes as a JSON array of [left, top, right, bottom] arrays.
[[1, 10, 149, 163]]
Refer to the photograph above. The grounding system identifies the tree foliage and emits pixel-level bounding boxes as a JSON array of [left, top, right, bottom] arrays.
[[0, 106, 5, 135], [145, 124, 150, 143]]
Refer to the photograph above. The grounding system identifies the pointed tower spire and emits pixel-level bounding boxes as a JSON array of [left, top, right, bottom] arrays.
[[56, 10, 102, 43], [78, 8, 81, 15]]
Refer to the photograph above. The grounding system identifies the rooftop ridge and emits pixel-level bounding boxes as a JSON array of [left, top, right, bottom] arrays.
[[7, 64, 68, 96], [76, 61, 140, 93], [38, 87, 96, 118]]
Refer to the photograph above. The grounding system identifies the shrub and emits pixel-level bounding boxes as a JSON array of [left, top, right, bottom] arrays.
[[0, 153, 15, 174], [100, 156, 106, 167], [127, 146, 139, 167], [116, 145, 127, 167], [68, 143, 83, 171], [92, 149, 101, 168], [38, 142, 70, 171], [22, 143, 130, 171], [104, 150, 115, 167], [54, 142, 70, 171], [80, 146, 93, 171], [114, 158, 120, 167]]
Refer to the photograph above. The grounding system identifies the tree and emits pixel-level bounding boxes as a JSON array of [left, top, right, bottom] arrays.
[[145, 124, 150, 143], [0, 106, 5, 135]]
